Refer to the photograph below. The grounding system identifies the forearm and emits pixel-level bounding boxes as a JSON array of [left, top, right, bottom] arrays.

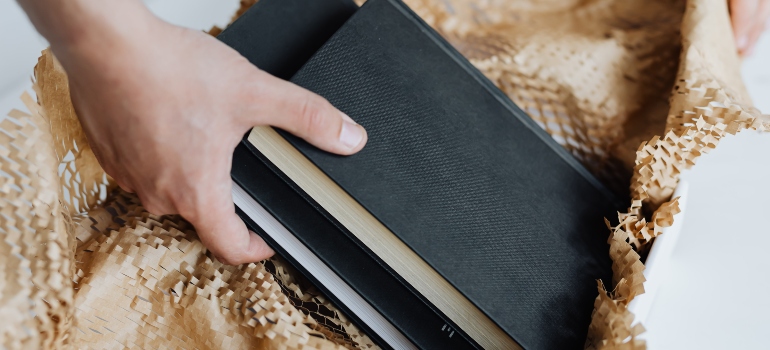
[[17, 0, 160, 66]]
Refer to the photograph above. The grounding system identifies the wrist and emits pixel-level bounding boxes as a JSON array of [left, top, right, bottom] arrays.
[[37, 1, 163, 69]]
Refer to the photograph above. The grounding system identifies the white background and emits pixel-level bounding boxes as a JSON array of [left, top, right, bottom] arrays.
[[1, 1, 769, 348]]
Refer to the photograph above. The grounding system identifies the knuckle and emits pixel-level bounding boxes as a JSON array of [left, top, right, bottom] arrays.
[[139, 191, 174, 216], [142, 200, 166, 215], [117, 182, 133, 194], [215, 250, 245, 266], [175, 198, 200, 223], [298, 97, 330, 135], [176, 193, 215, 223], [100, 163, 122, 182]]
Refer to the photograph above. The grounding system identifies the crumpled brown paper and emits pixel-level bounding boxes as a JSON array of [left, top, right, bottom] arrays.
[[2, 0, 768, 348], [404, 0, 768, 348], [2, 46, 376, 350]]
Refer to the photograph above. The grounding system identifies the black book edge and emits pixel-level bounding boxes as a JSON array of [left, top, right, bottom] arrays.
[[232, 141, 482, 349]]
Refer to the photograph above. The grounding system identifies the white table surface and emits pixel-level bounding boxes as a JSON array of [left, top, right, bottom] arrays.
[[1, 1, 769, 348]]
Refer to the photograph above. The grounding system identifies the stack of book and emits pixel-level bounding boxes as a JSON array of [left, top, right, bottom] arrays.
[[219, 0, 620, 348]]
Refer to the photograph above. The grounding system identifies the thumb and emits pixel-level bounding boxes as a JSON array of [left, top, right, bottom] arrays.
[[186, 175, 274, 265], [244, 70, 367, 155]]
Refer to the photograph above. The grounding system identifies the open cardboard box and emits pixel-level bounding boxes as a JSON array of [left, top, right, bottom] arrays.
[[627, 181, 688, 336]]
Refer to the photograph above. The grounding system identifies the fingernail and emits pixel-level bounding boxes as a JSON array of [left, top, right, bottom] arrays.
[[340, 118, 365, 150], [738, 35, 749, 49]]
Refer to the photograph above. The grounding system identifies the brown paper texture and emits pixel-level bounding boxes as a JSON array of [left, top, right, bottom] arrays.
[[2, 46, 376, 349], [2, 0, 768, 349]]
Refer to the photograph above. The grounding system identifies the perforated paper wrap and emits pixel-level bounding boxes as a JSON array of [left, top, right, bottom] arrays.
[[2, 0, 768, 349]]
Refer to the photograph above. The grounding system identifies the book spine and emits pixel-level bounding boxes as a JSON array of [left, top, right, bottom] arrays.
[[232, 140, 480, 349]]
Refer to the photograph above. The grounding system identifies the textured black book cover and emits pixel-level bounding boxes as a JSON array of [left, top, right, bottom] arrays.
[[282, 0, 616, 348], [223, 0, 617, 348]]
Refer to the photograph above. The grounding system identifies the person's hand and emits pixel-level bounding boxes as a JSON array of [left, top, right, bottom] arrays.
[[730, 0, 770, 56], [47, 3, 367, 265]]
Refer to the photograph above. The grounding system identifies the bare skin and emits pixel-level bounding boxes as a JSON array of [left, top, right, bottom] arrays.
[[17, 0, 368, 265], [731, 0, 770, 56]]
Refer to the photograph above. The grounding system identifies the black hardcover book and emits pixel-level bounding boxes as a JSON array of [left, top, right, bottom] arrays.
[[219, 0, 618, 349]]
